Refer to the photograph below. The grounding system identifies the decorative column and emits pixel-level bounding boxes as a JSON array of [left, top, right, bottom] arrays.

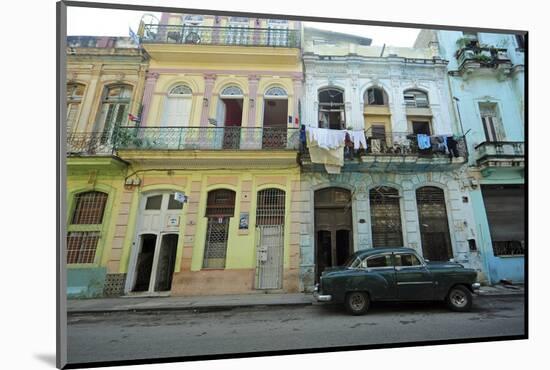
[[292, 75, 303, 128], [140, 72, 159, 126], [200, 74, 216, 126], [247, 75, 260, 127]]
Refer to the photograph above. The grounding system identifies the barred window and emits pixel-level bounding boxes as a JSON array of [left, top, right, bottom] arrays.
[[71, 191, 108, 224], [67, 231, 100, 264], [256, 188, 285, 226], [203, 189, 236, 268]]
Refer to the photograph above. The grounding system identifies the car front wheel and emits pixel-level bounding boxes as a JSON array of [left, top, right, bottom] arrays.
[[446, 285, 473, 312], [345, 291, 370, 315]]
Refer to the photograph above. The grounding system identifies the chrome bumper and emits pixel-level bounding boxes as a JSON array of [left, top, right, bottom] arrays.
[[313, 283, 332, 302], [472, 282, 481, 290]]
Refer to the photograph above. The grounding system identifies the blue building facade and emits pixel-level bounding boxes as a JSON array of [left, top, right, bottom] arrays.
[[416, 30, 525, 284]]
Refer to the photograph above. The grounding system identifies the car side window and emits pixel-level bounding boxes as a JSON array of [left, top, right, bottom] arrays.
[[366, 255, 392, 268], [394, 253, 421, 267]]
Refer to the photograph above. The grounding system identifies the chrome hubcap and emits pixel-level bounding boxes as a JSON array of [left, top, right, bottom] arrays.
[[451, 290, 467, 307], [350, 294, 365, 310]]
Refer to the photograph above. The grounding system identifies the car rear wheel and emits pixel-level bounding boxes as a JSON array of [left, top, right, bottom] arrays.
[[446, 285, 472, 312], [345, 292, 370, 315]]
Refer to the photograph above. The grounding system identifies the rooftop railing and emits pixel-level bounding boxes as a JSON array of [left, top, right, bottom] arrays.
[[141, 24, 301, 48]]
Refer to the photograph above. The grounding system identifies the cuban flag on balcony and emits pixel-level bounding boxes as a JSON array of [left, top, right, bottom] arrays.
[[128, 113, 141, 123]]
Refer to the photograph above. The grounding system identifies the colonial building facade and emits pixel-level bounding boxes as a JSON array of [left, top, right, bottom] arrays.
[[65, 16, 525, 298], [415, 30, 525, 284], [298, 30, 488, 290]]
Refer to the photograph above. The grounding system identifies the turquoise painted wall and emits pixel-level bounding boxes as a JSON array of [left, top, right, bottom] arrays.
[[67, 267, 107, 298]]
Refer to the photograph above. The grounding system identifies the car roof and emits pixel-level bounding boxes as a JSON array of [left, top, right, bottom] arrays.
[[352, 247, 418, 259]]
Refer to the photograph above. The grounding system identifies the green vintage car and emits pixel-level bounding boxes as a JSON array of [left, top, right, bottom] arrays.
[[313, 247, 480, 315]]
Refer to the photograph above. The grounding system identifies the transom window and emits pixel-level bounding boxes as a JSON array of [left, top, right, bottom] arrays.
[[265, 87, 287, 97], [169, 85, 192, 96], [71, 191, 108, 224], [183, 15, 204, 25], [404, 89, 429, 108], [220, 86, 244, 97]]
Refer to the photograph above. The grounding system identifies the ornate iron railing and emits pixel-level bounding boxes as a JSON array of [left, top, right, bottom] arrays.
[[475, 141, 524, 157], [141, 24, 301, 48], [456, 46, 511, 68], [66, 132, 116, 155], [114, 126, 300, 150], [361, 131, 468, 159]]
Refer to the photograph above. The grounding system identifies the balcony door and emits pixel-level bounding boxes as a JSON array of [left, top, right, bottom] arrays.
[[479, 103, 505, 142], [217, 86, 244, 149], [262, 87, 288, 149], [96, 85, 132, 147]]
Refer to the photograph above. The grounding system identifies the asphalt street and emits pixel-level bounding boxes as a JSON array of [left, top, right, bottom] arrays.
[[67, 295, 525, 365]]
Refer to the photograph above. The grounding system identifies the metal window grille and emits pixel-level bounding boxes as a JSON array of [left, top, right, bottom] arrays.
[[205, 189, 236, 217], [203, 189, 236, 268], [256, 189, 286, 226], [416, 187, 453, 261], [203, 218, 230, 268], [67, 231, 100, 264], [492, 240, 525, 256], [71, 192, 108, 224], [370, 186, 403, 247]]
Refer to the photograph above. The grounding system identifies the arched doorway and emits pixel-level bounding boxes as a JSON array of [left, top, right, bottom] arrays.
[[314, 187, 353, 282]]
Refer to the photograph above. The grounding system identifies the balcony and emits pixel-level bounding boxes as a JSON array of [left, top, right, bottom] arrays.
[[67, 132, 116, 156], [454, 47, 513, 77], [475, 141, 524, 175], [300, 131, 467, 173], [142, 24, 300, 48], [114, 126, 299, 151]]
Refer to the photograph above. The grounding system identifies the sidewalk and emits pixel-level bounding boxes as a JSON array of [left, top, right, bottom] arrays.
[[67, 284, 524, 314]]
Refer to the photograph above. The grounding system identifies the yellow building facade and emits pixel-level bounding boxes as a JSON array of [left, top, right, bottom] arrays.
[[65, 14, 304, 297]]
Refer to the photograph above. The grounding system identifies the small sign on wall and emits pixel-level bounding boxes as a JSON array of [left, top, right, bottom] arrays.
[[239, 212, 249, 230], [167, 215, 180, 227]]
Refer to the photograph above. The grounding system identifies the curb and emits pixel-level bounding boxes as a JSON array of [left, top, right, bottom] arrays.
[[67, 301, 313, 315]]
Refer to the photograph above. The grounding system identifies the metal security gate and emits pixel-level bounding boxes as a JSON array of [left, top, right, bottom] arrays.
[[369, 186, 403, 247], [255, 189, 285, 289], [416, 186, 453, 261], [203, 189, 236, 269]]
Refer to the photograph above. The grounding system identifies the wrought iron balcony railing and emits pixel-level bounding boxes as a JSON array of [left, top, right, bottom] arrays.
[[114, 126, 300, 151], [66, 132, 116, 155], [359, 131, 467, 158], [141, 24, 301, 48], [456, 46, 511, 68]]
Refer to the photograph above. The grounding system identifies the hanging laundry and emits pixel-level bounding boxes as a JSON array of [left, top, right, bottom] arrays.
[[305, 127, 346, 168], [371, 138, 381, 153], [417, 134, 431, 150], [346, 130, 368, 150]]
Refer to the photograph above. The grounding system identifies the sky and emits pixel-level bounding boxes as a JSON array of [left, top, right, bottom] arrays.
[[67, 7, 421, 47]]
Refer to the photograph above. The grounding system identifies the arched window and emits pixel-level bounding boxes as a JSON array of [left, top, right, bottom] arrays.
[[203, 189, 236, 269], [265, 86, 288, 98], [183, 15, 204, 26], [369, 186, 403, 247], [67, 83, 85, 133], [97, 84, 133, 142], [403, 89, 429, 108], [67, 191, 108, 264], [220, 86, 244, 97], [256, 188, 286, 225], [365, 87, 388, 106], [163, 84, 193, 127], [416, 186, 453, 261], [318, 88, 345, 129]]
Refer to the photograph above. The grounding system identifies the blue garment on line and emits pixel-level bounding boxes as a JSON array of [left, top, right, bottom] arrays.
[[417, 134, 431, 149]]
